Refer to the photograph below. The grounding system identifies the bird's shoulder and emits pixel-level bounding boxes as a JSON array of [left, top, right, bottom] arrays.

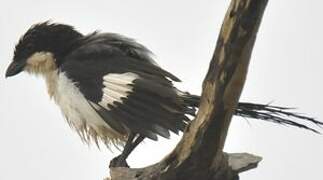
[[62, 32, 157, 70], [60, 32, 179, 80]]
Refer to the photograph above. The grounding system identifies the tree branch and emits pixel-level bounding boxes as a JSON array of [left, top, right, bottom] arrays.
[[107, 0, 268, 179]]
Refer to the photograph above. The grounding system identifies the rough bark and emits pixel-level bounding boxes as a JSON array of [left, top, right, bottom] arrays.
[[107, 0, 268, 179]]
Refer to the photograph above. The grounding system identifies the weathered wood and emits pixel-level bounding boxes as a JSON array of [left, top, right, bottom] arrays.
[[107, 0, 268, 179], [105, 153, 262, 180]]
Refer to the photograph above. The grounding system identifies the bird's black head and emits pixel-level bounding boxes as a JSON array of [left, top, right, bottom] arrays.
[[6, 21, 83, 77]]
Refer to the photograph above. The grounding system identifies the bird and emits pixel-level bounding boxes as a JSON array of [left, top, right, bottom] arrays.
[[5, 21, 322, 167]]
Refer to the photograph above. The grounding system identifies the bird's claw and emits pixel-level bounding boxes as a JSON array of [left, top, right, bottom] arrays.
[[109, 155, 129, 168]]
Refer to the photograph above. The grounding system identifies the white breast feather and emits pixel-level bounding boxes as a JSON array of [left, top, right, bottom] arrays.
[[48, 72, 123, 146]]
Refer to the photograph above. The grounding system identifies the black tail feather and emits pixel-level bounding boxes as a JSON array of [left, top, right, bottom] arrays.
[[182, 94, 322, 133], [236, 102, 322, 133]]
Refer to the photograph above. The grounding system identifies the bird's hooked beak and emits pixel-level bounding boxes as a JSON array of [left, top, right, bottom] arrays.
[[5, 61, 25, 78]]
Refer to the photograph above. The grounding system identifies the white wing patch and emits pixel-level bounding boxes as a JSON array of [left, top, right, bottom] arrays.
[[99, 72, 139, 108]]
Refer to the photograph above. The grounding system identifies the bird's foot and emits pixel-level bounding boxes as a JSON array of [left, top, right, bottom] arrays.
[[109, 155, 129, 168]]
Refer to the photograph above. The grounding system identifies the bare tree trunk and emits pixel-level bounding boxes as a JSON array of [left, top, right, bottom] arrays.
[[107, 0, 268, 179]]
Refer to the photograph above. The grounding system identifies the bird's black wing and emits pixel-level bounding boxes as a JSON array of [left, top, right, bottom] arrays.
[[60, 33, 190, 140]]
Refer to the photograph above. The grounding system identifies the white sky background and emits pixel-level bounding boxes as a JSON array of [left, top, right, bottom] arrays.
[[0, 0, 322, 179]]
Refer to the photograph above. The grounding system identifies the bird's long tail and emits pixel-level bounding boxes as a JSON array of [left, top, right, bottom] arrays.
[[181, 94, 323, 133]]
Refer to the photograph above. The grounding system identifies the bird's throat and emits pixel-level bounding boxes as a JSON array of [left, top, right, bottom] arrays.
[[44, 70, 59, 98], [25, 52, 57, 75]]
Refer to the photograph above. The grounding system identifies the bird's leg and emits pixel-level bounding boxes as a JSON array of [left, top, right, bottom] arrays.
[[109, 133, 145, 167]]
